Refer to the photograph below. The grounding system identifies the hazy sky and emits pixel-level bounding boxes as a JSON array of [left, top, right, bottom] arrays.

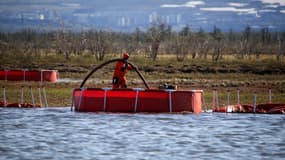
[[0, 0, 285, 31], [1, 0, 284, 13]]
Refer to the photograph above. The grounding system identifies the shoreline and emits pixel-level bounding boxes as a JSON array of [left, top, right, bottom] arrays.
[[1, 78, 284, 108], [1, 55, 285, 107]]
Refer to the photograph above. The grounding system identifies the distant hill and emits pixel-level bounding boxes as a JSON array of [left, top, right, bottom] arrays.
[[0, 0, 285, 32]]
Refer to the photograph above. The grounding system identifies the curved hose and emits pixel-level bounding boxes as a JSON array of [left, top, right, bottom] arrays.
[[80, 58, 150, 89]]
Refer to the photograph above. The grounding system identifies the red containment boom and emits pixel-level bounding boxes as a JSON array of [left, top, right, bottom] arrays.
[[72, 88, 203, 113], [213, 104, 285, 114], [72, 58, 203, 114], [0, 70, 58, 82]]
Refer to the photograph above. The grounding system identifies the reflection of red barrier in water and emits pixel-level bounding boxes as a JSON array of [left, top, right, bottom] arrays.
[[72, 88, 203, 113], [213, 104, 285, 114], [0, 101, 41, 108], [0, 70, 57, 82]]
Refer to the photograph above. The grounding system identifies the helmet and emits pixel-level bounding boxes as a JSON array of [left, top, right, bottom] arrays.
[[122, 53, 129, 60]]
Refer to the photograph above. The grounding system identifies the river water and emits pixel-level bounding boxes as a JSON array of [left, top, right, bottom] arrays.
[[0, 107, 284, 160]]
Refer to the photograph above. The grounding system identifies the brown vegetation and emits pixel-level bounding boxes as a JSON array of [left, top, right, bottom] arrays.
[[0, 25, 285, 107]]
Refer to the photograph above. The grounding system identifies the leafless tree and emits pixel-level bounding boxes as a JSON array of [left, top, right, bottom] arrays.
[[210, 26, 225, 62], [170, 33, 189, 62], [0, 40, 8, 60], [147, 19, 168, 61], [276, 33, 285, 61], [54, 31, 73, 60], [194, 28, 211, 59], [1, 23, 285, 64], [86, 30, 112, 61]]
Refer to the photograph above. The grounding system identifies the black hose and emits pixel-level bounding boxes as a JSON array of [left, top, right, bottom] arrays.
[[80, 58, 150, 89]]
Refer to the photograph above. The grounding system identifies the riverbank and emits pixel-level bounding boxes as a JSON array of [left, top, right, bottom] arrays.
[[1, 54, 285, 107]]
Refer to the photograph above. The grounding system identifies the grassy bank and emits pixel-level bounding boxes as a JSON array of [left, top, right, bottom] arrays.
[[1, 83, 284, 108], [1, 54, 285, 108]]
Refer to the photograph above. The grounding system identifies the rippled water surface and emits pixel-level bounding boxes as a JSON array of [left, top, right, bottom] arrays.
[[1, 107, 284, 160]]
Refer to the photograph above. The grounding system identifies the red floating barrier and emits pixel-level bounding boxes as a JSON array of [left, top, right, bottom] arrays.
[[213, 103, 285, 114], [0, 69, 58, 82], [0, 101, 41, 108], [73, 58, 203, 114], [72, 88, 203, 113]]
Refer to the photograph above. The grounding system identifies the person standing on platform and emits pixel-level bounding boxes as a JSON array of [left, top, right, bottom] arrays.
[[112, 53, 133, 88]]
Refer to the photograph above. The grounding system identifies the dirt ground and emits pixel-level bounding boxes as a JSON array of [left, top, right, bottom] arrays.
[[1, 61, 285, 107]]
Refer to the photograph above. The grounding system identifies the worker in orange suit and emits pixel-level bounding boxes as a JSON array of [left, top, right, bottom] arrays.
[[112, 53, 133, 88]]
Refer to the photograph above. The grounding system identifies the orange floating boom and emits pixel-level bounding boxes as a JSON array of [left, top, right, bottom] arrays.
[[0, 101, 41, 108], [72, 88, 203, 113], [0, 69, 58, 82], [213, 104, 285, 114]]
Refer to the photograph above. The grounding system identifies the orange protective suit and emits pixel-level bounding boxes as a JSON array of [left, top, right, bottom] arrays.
[[112, 53, 132, 88]]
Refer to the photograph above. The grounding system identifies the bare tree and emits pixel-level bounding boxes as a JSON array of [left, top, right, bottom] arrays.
[[86, 30, 112, 61], [261, 27, 271, 45], [170, 33, 189, 62], [195, 28, 210, 59], [0, 40, 8, 60], [173, 25, 192, 61], [276, 33, 285, 61], [125, 33, 137, 55], [148, 27, 160, 60], [72, 32, 86, 56], [147, 19, 168, 61], [55, 31, 73, 60], [210, 26, 225, 62], [240, 25, 251, 59], [1, 23, 285, 64]]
